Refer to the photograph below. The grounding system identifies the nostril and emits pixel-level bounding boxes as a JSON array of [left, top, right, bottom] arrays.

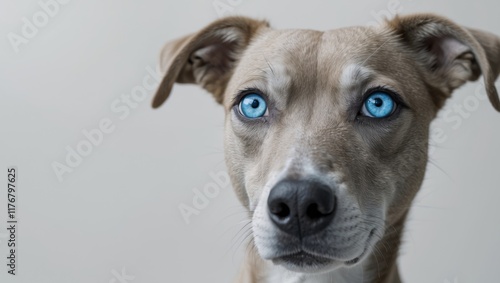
[[270, 202, 290, 218], [306, 195, 336, 220], [306, 203, 322, 219]]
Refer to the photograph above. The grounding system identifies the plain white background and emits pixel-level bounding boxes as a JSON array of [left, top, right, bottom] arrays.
[[1, 0, 499, 282]]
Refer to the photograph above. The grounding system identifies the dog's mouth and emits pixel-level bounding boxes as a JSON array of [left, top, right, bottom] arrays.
[[271, 228, 378, 271], [272, 251, 335, 271], [344, 228, 377, 266]]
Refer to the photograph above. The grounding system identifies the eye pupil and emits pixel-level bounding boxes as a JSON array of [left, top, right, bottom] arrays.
[[251, 99, 260, 108], [373, 98, 383, 107]]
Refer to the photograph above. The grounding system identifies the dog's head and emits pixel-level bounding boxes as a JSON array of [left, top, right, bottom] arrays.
[[153, 14, 500, 273]]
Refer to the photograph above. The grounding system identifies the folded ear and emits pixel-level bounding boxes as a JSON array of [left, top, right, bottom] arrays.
[[152, 17, 269, 108], [387, 13, 500, 111]]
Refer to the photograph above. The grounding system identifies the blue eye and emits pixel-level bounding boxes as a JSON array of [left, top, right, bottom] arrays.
[[239, 93, 268, 118], [361, 92, 396, 118]]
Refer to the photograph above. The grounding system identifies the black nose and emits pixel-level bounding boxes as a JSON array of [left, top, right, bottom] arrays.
[[267, 179, 336, 237]]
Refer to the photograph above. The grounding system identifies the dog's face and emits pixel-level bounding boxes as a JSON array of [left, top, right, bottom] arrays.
[[224, 27, 435, 272], [153, 14, 500, 273]]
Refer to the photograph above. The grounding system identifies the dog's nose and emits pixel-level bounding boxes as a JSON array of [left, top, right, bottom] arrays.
[[267, 179, 336, 237]]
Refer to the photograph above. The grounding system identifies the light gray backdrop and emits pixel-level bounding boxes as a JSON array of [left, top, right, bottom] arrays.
[[1, 0, 499, 282]]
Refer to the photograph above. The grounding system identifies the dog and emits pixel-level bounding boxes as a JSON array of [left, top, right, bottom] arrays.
[[152, 13, 500, 283]]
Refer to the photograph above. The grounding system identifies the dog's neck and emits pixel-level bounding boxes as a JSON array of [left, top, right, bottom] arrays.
[[239, 214, 406, 283]]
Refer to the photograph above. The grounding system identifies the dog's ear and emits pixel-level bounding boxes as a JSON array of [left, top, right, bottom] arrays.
[[387, 13, 500, 111], [152, 17, 269, 108]]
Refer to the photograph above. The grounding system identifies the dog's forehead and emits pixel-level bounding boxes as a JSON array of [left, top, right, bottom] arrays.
[[224, 26, 433, 119], [226, 27, 405, 107]]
